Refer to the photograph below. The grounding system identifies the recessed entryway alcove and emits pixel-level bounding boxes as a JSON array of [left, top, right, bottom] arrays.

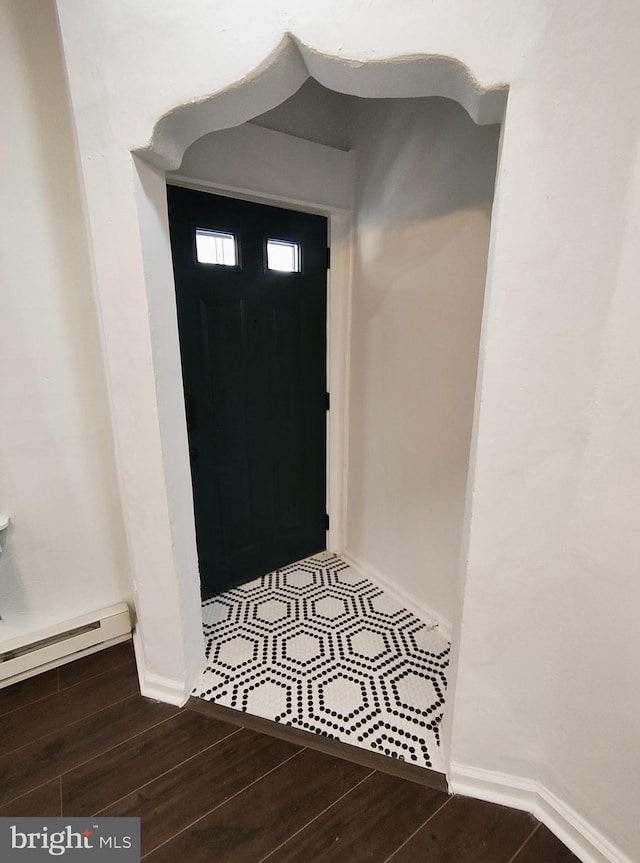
[[131, 39, 506, 777], [167, 78, 500, 634]]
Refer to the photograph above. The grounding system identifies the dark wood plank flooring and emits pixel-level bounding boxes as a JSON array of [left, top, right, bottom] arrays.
[[0, 642, 580, 862]]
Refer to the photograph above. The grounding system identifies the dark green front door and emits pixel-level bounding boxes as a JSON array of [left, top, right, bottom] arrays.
[[167, 186, 328, 599]]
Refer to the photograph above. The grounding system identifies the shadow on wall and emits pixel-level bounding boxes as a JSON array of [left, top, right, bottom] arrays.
[[346, 95, 500, 628], [356, 96, 499, 264]]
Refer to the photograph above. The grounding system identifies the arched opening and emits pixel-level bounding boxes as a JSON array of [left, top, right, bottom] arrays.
[[131, 40, 506, 779]]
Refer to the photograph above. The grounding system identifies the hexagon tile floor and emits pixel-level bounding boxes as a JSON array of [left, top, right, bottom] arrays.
[[192, 552, 450, 773]]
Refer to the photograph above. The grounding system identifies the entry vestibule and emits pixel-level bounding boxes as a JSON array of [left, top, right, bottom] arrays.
[[141, 76, 501, 777], [165, 80, 499, 639], [130, 48, 506, 723]]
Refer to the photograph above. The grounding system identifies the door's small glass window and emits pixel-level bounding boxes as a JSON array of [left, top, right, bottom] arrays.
[[266, 239, 301, 273], [196, 229, 237, 266]]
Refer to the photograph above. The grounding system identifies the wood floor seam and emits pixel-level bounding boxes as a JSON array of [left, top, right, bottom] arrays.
[[58, 707, 187, 788], [140, 748, 306, 860], [0, 691, 139, 760], [506, 822, 540, 863], [57, 660, 137, 697], [91, 726, 244, 817], [0, 692, 144, 764], [256, 769, 377, 863], [0, 686, 60, 719], [57, 656, 135, 693], [0, 776, 64, 814], [382, 794, 453, 863]]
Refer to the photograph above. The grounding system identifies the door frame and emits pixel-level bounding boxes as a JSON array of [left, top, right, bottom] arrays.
[[166, 172, 353, 561], [126, 46, 506, 708], [131, 133, 355, 703]]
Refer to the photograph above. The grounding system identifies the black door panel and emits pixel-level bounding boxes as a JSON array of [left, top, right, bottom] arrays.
[[167, 187, 328, 598]]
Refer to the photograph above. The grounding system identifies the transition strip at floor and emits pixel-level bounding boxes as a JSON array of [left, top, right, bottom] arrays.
[[192, 552, 450, 773]]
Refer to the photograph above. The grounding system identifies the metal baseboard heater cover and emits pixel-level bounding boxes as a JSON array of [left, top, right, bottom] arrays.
[[0, 602, 132, 688]]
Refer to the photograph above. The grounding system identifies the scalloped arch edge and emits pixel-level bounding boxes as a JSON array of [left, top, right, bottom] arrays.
[[135, 34, 508, 171]]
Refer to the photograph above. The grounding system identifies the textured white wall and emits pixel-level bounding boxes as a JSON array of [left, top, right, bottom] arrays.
[[53, 1, 640, 859], [445, 8, 640, 862], [346, 97, 498, 630], [0, 0, 129, 638], [174, 122, 353, 211]]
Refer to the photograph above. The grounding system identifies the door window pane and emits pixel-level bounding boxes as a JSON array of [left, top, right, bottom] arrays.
[[196, 229, 237, 266], [267, 239, 301, 273]]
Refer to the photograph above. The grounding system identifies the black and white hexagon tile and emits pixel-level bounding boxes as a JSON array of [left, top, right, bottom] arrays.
[[193, 552, 450, 773]]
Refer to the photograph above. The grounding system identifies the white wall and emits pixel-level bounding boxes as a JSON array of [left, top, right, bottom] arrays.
[[53, 2, 640, 860], [173, 122, 353, 211], [446, 7, 640, 863], [0, 0, 130, 639], [346, 97, 498, 630]]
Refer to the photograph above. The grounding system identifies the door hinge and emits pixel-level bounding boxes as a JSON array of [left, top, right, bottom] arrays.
[[325, 391, 330, 411], [326, 247, 331, 270], [325, 512, 330, 530]]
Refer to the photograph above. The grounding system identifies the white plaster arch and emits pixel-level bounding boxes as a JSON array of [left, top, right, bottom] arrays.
[[130, 38, 508, 724], [136, 35, 508, 171]]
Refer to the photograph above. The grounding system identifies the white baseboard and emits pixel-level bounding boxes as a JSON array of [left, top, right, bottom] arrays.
[[138, 670, 189, 706], [342, 550, 452, 641], [450, 764, 633, 863], [132, 628, 190, 706]]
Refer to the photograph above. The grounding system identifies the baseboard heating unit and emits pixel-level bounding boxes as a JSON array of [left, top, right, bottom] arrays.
[[0, 602, 132, 688]]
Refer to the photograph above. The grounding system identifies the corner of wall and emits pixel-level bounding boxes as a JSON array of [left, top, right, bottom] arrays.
[[138, 673, 191, 708], [342, 550, 453, 641], [132, 628, 194, 708], [449, 763, 633, 863]]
